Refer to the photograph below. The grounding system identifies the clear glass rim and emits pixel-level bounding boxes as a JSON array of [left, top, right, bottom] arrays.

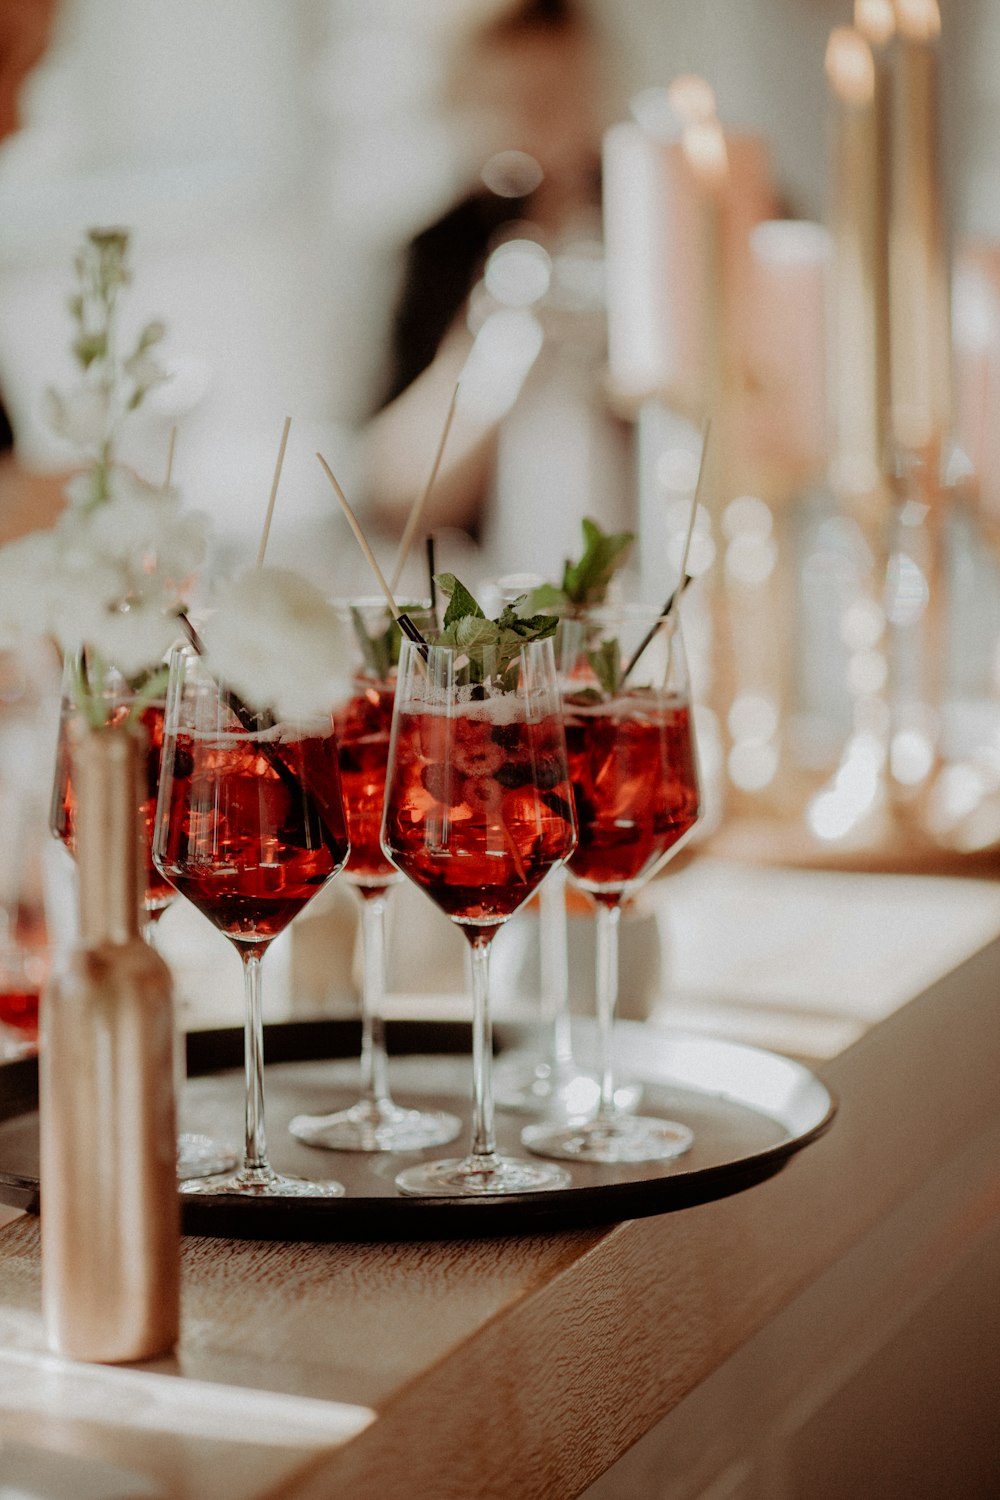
[[167, 645, 332, 739], [330, 595, 432, 618], [398, 634, 558, 661], [559, 601, 681, 630]]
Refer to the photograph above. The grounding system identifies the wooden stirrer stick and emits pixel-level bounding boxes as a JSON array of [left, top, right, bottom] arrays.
[[389, 380, 460, 595], [256, 416, 291, 570], [316, 452, 426, 645], [162, 426, 177, 492], [623, 420, 710, 681]]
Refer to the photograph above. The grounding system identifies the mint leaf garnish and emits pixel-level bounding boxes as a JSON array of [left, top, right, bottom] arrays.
[[433, 574, 558, 682], [524, 580, 564, 612], [349, 606, 399, 679], [587, 638, 624, 697], [560, 518, 634, 608], [437, 573, 485, 629]]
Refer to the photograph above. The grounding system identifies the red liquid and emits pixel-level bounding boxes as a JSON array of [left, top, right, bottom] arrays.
[[53, 700, 176, 919], [333, 677, 397, 887], [383, 705, 576, 925], [154, 729, 349, 943], [0, 987, 39, 1038], [564, 693, 699, 899]]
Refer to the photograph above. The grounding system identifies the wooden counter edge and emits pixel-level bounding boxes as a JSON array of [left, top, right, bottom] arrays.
[[270, 930, 1000, 1500]]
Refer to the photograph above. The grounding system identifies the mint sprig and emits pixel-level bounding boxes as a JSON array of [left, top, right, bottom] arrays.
[[349, 606, 401, 680], [434, 573, 558, 683], [586, 638, 624, 698], [528, 518, 634, 614], [514, 519, 635, 699]]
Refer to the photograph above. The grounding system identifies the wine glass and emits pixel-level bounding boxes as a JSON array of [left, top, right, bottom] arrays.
[[381, 633, 577, 1196], [482, 580, 640, 1122], [51, 655, 237, 1179], [522, 604, 701, 1164], [152, 645, 351, 1198], [289, 600, 460, 1152]]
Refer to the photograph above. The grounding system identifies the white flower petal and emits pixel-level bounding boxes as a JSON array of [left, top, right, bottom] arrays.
[[47, 384, 111, 451], [89, 607, 178, 678], [202, 567, 349, 721]]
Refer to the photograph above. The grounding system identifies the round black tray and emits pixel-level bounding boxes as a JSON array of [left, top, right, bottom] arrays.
[[0, 1018, 835, 1241]]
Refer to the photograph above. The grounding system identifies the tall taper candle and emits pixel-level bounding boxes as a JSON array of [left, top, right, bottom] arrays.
[[890, 0, 951, 455], [826, 26, 890, 512]]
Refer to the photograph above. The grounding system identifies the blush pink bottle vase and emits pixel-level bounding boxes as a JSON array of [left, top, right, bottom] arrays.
[[39, 724, 180, 1362]]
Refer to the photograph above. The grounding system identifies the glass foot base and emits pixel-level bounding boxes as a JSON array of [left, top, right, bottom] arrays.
[[289, 1100, 461, 1154], [522, 1113, 694, 1165], [176, 1133, 238, 1181], [493, 1054, 642, 1119], [395, 1153, 571, 1197], [180, 1164, 345, 1198]]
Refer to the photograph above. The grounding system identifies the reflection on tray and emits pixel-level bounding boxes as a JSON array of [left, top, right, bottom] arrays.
[[0, 1020, 835, 1243]]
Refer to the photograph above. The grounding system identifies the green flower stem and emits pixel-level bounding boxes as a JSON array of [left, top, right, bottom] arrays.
[[125, 665, 170, 726]]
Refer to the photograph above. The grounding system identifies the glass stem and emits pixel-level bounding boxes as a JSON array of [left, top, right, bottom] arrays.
[[469, 929, 498, 1162], [358, 890, 390, 1107], [241, 947, 269, 1172], [541, 867, 573, 1076], [595, 902, 622, 1124]]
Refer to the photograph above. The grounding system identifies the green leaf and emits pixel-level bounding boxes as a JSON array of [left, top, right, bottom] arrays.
[[496, 599, 527, 631], [454, 615, 497, 652], [432, 573, 558, 682], [563, 686, 604, 707], [72, 332, 106, 370], [587, 638, 623, 697], [560, 518, 634, 607], [507, 612, 558, 641], [350, 606, 398, 679], [435, 573, 486, 628], [137, 320, 166, 351], [526, 581, 564, 613]]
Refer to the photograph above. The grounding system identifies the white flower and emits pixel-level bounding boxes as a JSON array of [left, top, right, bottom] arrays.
[[63, 470, 102, 508], [0, 531, 62, 647], [0, 470, 207, 681], [201, 567, 349, 722], [88, 603, 179, 678], [124, 349, 166, 391], [145, 511, 208, 595], [58, 470, 207, 602], [43, 383, 111, 452], [5, 229, 209, 703]]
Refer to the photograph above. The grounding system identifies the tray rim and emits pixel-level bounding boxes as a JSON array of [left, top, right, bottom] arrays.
[[0, 1018, 837, 1241]]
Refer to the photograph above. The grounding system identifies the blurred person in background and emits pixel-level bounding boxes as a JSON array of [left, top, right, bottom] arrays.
[[0, 2, 67, 1039], [362, 0, 625, 568], [0, 0, 62, 545]]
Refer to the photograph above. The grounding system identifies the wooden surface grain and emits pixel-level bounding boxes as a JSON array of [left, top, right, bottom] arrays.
[[2, 865, 1000, 1498]]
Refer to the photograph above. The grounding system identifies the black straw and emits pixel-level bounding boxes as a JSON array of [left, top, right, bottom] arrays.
[[395, 612, 428, 646], [622, 573, 694, 681], [426, 535, 437, 615]]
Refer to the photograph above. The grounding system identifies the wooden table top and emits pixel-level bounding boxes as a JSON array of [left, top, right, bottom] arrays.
[[3, 861, 1000, 1499]]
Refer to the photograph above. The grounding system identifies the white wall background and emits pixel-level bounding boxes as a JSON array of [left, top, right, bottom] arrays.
[[0, 0, 995, 584]]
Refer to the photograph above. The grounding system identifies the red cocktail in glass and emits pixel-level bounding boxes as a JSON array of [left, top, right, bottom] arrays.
[[52, 696, 174, 921], [563, 694, 700, 897], [155, 728, 348, 938], [381, 634, 577, 1197], [385, 704, 575, 921], [523, 606, 702, 1166], [289, 603, 461, 1154], [153, 645, 350, 1198], [51, 659, 238, 1178]]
